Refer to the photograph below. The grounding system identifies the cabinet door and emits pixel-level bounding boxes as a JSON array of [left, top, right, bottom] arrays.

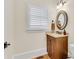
[[56, 37, 68, 59], [51, 38, 56, 59], [60, 37, 68, 59], [47, 35, 56, 58]]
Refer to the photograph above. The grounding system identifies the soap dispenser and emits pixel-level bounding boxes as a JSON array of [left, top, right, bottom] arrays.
[[51, 20, 55, 32]]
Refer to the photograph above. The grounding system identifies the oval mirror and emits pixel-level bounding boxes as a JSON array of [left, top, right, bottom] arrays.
[[56, 10, 68, 30]]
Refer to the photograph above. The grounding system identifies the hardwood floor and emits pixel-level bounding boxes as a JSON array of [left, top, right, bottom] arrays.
[[32, 54, 50, 59]]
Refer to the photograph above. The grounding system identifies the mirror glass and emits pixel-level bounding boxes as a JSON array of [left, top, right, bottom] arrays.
[[58, 14, 64, 27], [56, 10, 68, 30]]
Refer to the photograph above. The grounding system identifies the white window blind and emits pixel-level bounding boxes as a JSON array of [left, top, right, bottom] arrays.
[[28, 7, 49, 31]]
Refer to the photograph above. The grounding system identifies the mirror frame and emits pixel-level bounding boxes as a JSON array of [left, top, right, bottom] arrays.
[[56, 10, 68, 30]]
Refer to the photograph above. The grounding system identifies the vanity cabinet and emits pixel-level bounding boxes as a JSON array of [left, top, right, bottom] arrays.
[[46, 33, 68, 59]]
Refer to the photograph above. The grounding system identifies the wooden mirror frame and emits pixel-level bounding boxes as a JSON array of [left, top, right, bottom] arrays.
[[56, 10, 68, 30]]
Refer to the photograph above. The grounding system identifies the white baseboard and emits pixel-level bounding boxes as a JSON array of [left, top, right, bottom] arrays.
[[13, 48, 47, 59]]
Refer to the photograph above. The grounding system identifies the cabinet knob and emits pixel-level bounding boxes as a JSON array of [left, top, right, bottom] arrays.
[[4, 41, 11, 49]]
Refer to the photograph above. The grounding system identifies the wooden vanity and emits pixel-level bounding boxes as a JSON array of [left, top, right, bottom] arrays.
[[46, 32, 68, 59]]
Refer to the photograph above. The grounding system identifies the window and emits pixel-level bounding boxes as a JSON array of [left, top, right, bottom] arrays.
[[27, 7, 49, 31]]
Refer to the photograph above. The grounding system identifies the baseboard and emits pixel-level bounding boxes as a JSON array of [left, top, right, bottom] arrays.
[[13, 48, 47, 59]]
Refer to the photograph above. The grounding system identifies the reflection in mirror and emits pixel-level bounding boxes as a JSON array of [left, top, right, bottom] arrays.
[[58, 14, 64, 27]]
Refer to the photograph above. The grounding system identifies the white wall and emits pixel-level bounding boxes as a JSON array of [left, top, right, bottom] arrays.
[[4, 0, 16, 59], [56, 0, 74, 44], [4, 0, 74, 59], [14, 0, 57, 54], [56, 0, 74, 58], [4, 0, 57, 59]]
